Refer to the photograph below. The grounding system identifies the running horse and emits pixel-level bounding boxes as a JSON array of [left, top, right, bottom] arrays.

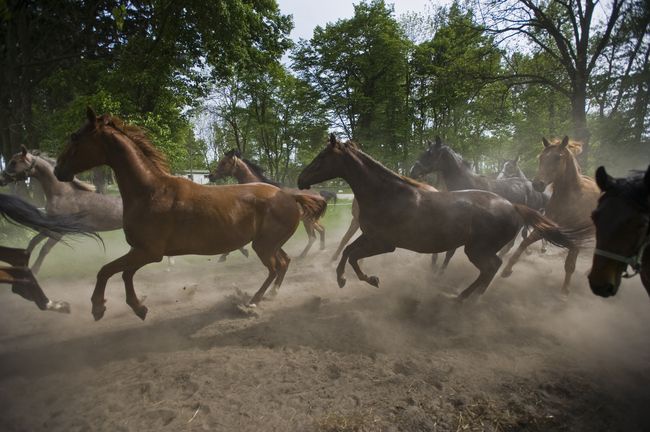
[[54, 108, 326, 320], [500, 137, 600, 294], [588, 166, 650, 297], [409, 137, 549, 268], [298, 134, 579, 299], [0, 147, 122, 273], [210, 149, 328, 258], [0, 193, 99, 312]]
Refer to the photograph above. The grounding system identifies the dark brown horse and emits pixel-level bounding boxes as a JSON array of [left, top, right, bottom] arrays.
[[588, 166, 650, 298], [501, 137, 600, 294], [298, 134, 579, 299], [1, 193, 99, 312], [210, 149, 328, 258], [0, 147, 122, 273], [54, 108, 325, 320]]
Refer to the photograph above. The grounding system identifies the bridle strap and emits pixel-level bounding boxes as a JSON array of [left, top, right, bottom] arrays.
[[1, 156, 38, 181], [594, 234, 650, 279]]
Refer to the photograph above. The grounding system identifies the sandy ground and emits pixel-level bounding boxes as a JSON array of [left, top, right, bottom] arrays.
[[0, 210, 649, 432]]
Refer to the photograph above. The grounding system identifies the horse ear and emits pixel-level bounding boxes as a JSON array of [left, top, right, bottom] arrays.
[[86, 106, 97, 124], [560, 136, 570, 149], [542, 137, 551, 148], [234, 149, 241, 158], [329, 133, 337, 147], [595, 166, 612, 192], [20, 145, 28, 157], [514, 154, 520, 164], [434, 136, 442, 148]]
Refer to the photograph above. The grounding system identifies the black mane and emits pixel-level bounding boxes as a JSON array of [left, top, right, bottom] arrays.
[[609, 171, 650, 210], [241, 158, 281, 187]]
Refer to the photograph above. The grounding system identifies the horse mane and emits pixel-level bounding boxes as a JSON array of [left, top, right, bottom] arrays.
[[343, 141, 432, 190], [240, 158, 281, 187], [105, 116, 170, 174], [37, 154, 96, 192]]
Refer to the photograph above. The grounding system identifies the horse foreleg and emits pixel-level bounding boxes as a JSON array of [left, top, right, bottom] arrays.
[[336, 236, 365, 288], [498, 237, 516, 259], [299, 220, 317, 258], [561, 248, 580, 295], [31, 235, 62, 274], [347, 236, 396, 288], [92, 248, 162, 321], [500, 230, 542, 278], [331, 216, 360, 261]]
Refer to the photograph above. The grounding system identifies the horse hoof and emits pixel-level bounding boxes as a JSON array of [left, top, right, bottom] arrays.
[[49, 301, 71, 314], [218, 256, 227, 263], [92, 305, 106, 321], [501, 268, 513, 278], [135, 305, 148, 321], [337, 277, 346, 288], [367, 276, 380, 287]]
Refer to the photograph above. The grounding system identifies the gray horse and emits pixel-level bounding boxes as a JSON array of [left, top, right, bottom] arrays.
[[0, 146, 122, 273]]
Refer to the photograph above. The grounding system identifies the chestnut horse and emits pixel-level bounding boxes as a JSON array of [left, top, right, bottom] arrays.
[[1, 193, 99, 312], [54, 108, 325, 320], [210, 149, 328, 258], [501, 137, 600, 294], [588, 166, 650, 298], [298, 134, 579, 300], [0, 148, 122, 273]]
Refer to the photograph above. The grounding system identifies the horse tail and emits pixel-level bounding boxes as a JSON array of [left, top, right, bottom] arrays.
[[291, 192, 327, 222], [513, 204, 589, 249], [0, 193, 101, 241]]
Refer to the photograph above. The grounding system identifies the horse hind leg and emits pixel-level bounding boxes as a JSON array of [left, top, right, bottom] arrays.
[[457, 246, 502, 300], [500, 230, 542, 278], [314, 221, 326, 250], [331, 217, 360, 261], [31, 235, 62, 274], [298, 220, 317, 259], [248, 249, 278, 306], [268, 249, 291, 299]]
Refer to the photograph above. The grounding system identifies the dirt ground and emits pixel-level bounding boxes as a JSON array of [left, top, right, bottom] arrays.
[[0, 206, 649, 432]]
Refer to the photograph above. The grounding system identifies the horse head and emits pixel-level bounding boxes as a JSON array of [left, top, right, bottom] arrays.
[[410, 136, 444, 179], [298, 133, 349, 189], [532, 136, 581, 192], [55, 107, 109, 182], [0, 145, 39, 186], [588, 166, 650, 297], [209, 149, 241, 182]]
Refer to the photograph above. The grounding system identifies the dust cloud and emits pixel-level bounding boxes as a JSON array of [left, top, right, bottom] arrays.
[[0, 200, 648, 431]]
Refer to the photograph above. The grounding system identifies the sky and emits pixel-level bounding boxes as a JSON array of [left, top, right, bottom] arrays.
[[276, 0, 445, 42]]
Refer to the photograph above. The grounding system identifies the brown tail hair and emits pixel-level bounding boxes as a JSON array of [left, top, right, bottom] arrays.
[[291, 192, 327, 222], [513, 204, 590, 249]]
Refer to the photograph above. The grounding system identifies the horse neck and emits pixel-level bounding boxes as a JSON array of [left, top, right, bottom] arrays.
[[550, 155, 582, 199], [233, 160, 261, 184], [104, 133, 165, 203], [439, 151, 476, 190], [31, 158, 69, 199], [342, 150, 414, 206]]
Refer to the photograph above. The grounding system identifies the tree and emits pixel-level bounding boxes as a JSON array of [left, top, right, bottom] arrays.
[[292, 0, 411, 165], [478, 0, 627, 163]]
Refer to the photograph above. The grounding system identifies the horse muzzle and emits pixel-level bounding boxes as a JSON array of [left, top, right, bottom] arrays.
[[588, 280, 619, 298], [53, 166, 73, 182], [297, 177, 311, 190]]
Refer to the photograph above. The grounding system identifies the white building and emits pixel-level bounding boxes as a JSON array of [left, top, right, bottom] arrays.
[[177, 170, 211, 185]]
